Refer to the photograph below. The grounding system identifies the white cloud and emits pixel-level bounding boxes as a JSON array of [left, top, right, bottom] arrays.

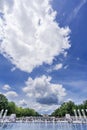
[[53, 63, 63, 70], [0, 0, 14, 12], [0, 0, 70, 73], [47, 63, 63, 72], [5, 91, 18, 99], [66, 98, 73, 102], [67, 0, 87, 23], [73, 0, 87, 16], [28, 102, 59, 114], [2, 84, 11, 91], [64, 52, 68, 57], [19, 99, 27, 107], [23, 75, 66, 105], [11, 67, 16, 72]]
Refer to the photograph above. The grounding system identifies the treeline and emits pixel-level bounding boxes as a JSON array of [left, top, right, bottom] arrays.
[[51, 100, 87, 117], [1, 93, 87, 117], [0, 94, 40, 117]]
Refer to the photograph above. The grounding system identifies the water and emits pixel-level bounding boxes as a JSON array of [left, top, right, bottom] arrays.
[[0, 122, 87, 130]]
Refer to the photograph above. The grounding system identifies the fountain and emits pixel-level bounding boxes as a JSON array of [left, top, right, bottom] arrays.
[[77, 109, 82, 121], [0, 109, 9, 129], [74, 109, 87, 123], [9, 114, 16, 122], [81, 109, 86, 119], [65, 114, 72, 123], [0, 109, 4, 118], [3, 109, 8, 120], [74, 109, 78, 121]]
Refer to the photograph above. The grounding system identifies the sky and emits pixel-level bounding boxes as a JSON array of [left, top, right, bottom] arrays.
[[0, 0, 87, 114]]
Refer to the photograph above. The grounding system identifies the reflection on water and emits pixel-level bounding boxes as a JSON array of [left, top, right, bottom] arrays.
[[0, 122, 87, 130]]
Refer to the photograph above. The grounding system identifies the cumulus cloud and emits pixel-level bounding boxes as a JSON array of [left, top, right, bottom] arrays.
[[11, 67, 16, 72], [5, 91, 18, 99], [2, 84, 11, 91], [19, 99, 27, 107], [0, 0, 70, 73], [23, 75, 66, 105], [66, 98, 73, 102], [47, 63, 63, 72], [28, 102, 59, 114], [0, 0, 14, 12], [53, 63, 63, 70]]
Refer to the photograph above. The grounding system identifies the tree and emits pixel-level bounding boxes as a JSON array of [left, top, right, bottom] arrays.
[[0, 94, 40, 117], [51, 101, 76, 117], [83, 100, 87, 109], [15, 107, 23, 117], [65, 101, 75, 116], [0, 94, 8, 111], [8, 101, 17, 115]]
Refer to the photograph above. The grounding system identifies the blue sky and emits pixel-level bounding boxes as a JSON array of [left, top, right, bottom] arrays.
[[0, 0, 87, 114]]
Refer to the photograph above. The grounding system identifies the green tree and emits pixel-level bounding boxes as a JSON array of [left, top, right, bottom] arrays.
[[51, 101, 76, 117], [8, 101, 17, 115], [83, 100, 87, 109], [65, 101, 75, 116], [0, 94, 8, 111], [15, 107, 23, 117], [0, 94, 40, 117]]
